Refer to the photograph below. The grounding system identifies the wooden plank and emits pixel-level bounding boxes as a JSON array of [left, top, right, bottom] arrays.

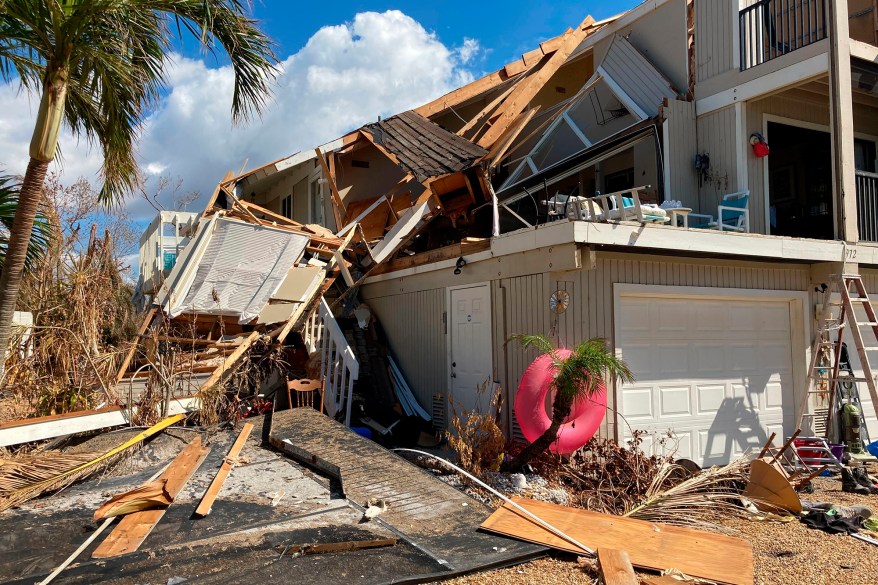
[[92, 437, 210, 558], [457, 82, 520, 139], [0, 400, 198, 447], [287, 538, 397, 555], [415, 69, 515, 118], [199, 330, 261, 390], [315, 147, 346, 229], [194, 423, 254, 517], [116, 308, 156, 384], [480, 497, 753, 585], [597, 548, 637, 585], [483, 106, 541, 167], [477, 15, 595, 148]]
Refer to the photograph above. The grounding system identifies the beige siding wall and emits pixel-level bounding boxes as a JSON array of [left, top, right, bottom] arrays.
[[695, 105, 742, 221], [362, 251, 811, 441], [695, 1, 736, 82], [595, 0, 690, 92], [664, 99, 699, 208], [367, 288, 446, 416]]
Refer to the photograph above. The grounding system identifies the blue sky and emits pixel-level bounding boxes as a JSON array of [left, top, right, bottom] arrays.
[[0, 0, 636, 230], [184, 1, 625, 75]]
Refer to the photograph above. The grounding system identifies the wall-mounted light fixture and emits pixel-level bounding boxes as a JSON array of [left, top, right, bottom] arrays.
[[453, 257, 467, 276]]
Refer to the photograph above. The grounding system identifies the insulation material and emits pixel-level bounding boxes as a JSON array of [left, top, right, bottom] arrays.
[[170, 218, 309, 323]]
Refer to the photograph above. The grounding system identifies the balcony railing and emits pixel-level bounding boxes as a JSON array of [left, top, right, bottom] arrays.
[[739, 0, 827, 71], [856, 170, 878, 243]]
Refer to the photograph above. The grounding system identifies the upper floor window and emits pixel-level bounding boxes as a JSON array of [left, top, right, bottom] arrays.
[[281, 194, 292, 219], [309, 178, 324, 225]]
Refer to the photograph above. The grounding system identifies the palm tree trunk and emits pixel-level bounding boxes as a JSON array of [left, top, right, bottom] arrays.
[[502, 392, 574, 472], [0, 64, 67, 383], [0, 158, 50, 380]]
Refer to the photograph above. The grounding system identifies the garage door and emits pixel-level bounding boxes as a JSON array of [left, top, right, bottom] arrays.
[[616, 293, 797, 466]]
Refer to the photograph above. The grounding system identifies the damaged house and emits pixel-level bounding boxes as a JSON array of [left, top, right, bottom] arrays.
[[124, 0, 878, 468]]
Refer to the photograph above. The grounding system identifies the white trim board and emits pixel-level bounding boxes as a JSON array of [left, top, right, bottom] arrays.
[[611, 283, 811, 442], [0, 396, 200, 447], [696, 53, 829, 116]]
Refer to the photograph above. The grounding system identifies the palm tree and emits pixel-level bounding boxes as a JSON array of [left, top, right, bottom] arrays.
[[501, 335, 634, 472], [0, 173, 52, 271], [0, 0, 278, 375]]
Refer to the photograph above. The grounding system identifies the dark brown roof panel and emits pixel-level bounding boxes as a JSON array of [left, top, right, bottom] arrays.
[[362, 110, 487, 182]]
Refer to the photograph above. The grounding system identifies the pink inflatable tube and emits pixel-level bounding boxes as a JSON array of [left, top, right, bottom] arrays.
[[514, 349, 607, 455]]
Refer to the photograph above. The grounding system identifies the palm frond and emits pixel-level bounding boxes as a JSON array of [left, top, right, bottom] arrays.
[[0, 450, 106, 511], [623, 457, 752, 531], [0, 0, 278, 204], [0, 173, 53, 271], [509, 333, 556, 357]]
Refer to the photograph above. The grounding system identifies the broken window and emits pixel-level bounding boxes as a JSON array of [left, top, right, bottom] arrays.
[[499, 75, 643, 193]]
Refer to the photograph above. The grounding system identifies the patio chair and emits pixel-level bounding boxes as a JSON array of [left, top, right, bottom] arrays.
[[689, 191, 750, 232], [585, 186, 670, 224]]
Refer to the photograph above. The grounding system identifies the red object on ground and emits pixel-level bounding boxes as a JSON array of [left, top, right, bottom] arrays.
[[514, 349, 607, 454]]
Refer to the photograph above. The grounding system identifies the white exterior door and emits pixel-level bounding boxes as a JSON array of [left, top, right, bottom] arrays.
[[616, 289, 799, 466], [449, 284, 493, 415]]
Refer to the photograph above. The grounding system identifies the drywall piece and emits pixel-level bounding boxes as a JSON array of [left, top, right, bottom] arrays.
[[256, 302, 299, 326], [194, 422, 254, 517], [481, 497, 753, 585], [272, 266, 322, 302], [93, 437, 210, 558]]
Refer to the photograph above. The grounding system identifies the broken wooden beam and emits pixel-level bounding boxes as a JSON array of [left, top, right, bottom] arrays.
[[284, 537, 397, 556], [92, 436, 210, 558], [199, 329, 261, 391], [597, 548, 637, 585], [477, 15, 595, 148], [194, 422, 254, 517]]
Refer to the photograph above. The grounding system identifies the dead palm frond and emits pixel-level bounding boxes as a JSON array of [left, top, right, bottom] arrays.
[[0, 413, 183, 513], [0, 451, 106, 510], [623, 457, 752, 531]]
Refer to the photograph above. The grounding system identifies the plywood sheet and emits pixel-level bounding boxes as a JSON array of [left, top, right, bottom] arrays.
[[480, 497, 752, 585]]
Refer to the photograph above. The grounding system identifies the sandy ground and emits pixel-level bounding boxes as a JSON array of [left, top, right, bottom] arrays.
[[439, 466, 878, 585]]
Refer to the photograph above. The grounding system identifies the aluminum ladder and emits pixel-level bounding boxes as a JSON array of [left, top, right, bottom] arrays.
[[797, 274, 878, 438]]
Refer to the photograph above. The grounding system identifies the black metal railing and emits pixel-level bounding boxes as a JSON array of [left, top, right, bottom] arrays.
[[856, 170, 878, 242], [739, 0, 827, 71]]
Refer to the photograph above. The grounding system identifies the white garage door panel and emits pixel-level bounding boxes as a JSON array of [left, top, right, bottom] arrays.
[[617, 294, 796, 466]]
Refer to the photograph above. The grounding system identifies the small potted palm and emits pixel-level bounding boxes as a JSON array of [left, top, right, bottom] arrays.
[[501, 335, 634, 472]]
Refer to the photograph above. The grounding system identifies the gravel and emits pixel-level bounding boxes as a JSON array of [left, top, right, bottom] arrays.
[[436, 463, 878, 585]]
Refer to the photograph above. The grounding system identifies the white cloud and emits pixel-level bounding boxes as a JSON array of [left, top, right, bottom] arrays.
[[0, 10, 478, 221], [457, 38, 482, 65]]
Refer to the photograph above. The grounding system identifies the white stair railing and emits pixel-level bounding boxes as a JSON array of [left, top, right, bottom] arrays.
[[302, 298, 359, 426]]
